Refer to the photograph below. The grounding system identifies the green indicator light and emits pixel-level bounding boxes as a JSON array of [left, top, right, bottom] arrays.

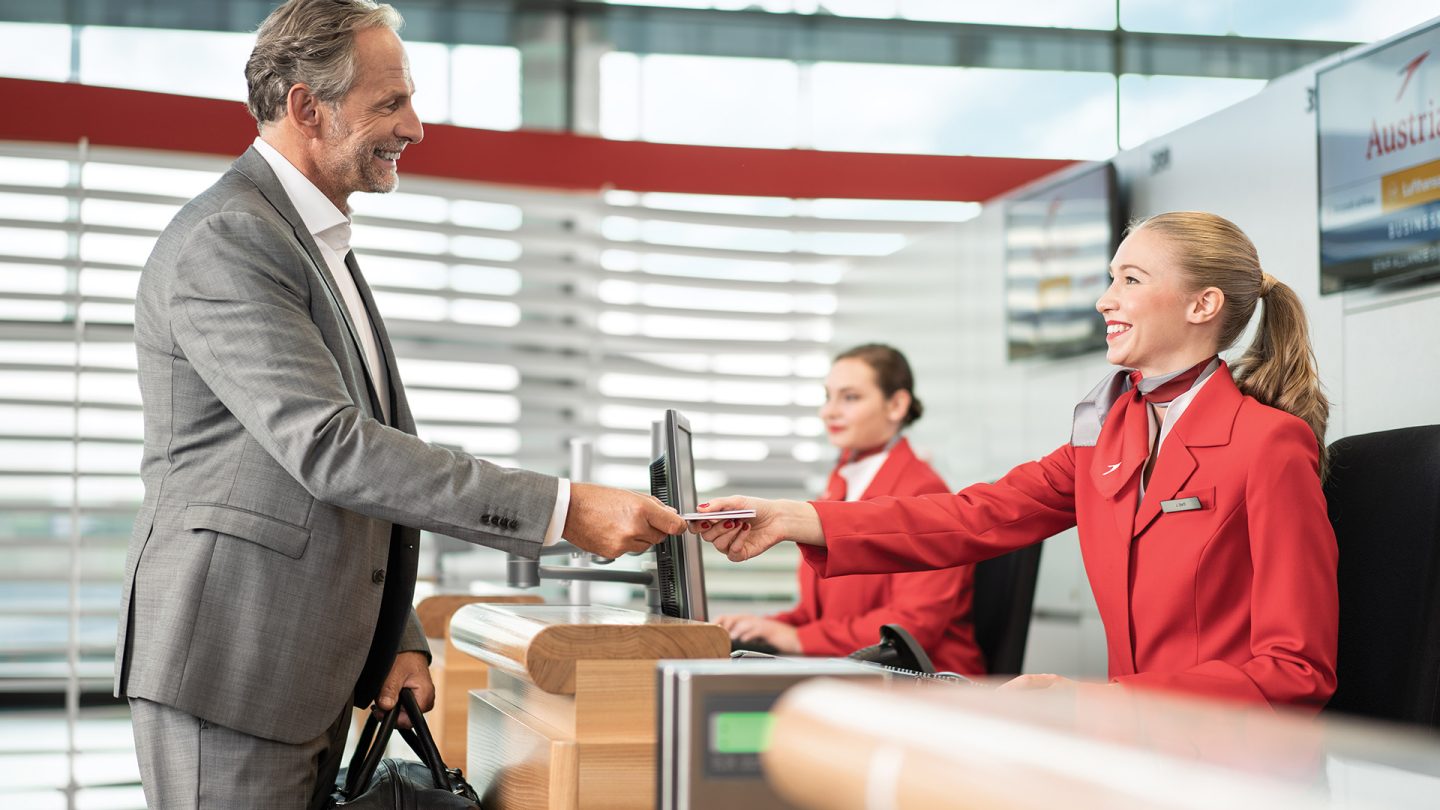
[[711, 711, 774, 754]]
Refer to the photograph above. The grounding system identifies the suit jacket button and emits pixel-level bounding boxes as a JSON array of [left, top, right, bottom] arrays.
[[506, 518, 518, 529], [481, 514, 492, 525], [372, 569, 385, 584]]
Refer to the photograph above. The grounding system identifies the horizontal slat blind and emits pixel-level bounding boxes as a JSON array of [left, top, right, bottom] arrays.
[[0, 140, 950, 703]]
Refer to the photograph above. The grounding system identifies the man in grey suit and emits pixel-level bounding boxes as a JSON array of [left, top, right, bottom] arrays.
[[117, 1, 687, 806]]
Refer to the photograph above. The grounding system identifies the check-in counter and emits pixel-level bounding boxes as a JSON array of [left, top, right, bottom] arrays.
[[414, 591, 545, 767], [762, 679, 1440, 810], [450, 604, 730, 810]]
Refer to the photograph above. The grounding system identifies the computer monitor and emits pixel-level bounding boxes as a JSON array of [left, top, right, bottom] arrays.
[[648, 409, 709, 621], [1003, 161, 1121, 361]]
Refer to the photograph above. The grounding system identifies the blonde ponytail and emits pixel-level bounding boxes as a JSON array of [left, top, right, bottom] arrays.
[[1231, 277, 1330, 475], [1129, 212, 1330, 474]]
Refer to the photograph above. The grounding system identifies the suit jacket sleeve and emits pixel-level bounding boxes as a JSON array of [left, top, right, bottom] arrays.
[[802, 443, 1080, 576], [170, 210, 556, 554], [399, 609, 429, 659], [1112, 419, 1338, 709]]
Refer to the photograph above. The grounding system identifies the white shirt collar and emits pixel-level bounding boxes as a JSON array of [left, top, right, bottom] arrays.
[[838, 449, 890, 502], [252, 137, 352, 255]]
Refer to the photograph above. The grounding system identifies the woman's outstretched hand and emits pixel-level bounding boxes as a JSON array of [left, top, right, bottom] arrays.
[[688, 496, 824, 562]]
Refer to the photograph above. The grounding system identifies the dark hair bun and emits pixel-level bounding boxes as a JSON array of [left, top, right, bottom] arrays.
[[905, 396, 923, 427]]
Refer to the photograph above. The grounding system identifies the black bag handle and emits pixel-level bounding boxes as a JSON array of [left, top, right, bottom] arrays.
[[340, 688, 454, 799], [397, 688, 450, 790], [342, 695, 401, 798]]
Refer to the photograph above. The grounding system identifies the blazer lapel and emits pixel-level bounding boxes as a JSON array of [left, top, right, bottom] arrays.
[[858, 437, 914, 498], [232, 148, 384, 415], [347, 251, 413, 433], [230, 147, 380, 397], [1132, 443, 1198, 537], [1131, 366, 1243, 538], [1090, 396, 1147, 542]]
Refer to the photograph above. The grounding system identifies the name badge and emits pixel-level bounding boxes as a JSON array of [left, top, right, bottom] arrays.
[[1160, 496, 1203, 513]]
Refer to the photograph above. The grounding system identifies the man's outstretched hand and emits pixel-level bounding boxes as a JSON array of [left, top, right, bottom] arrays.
[[563, 482, 687, 558]]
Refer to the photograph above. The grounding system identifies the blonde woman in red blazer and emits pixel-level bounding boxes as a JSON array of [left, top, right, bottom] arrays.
[[694, 213, 1338, 710], [716, 345, 985, 675]]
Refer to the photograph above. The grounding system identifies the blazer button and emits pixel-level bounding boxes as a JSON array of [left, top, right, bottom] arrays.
[[506, 518, 518, 529], [481, 514, 493, 525], [372, 569, 385, 584]]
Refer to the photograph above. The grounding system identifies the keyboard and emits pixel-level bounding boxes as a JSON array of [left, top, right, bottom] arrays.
[[730, 637, 782, 656]]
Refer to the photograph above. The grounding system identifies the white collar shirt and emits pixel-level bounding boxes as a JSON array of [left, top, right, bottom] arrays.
[[838, 449, 890, 502]]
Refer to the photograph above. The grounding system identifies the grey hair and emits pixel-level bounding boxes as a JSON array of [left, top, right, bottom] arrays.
[[245, 0, 403, 130]]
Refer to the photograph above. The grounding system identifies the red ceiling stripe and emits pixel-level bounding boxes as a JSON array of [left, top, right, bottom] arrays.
[[1, 78, 1072, 201]]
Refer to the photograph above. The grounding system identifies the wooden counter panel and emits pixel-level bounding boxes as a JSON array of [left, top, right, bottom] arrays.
[[573, 660, 657, 743], [577, 742, 655, 810], [468, 690, 578, 810]]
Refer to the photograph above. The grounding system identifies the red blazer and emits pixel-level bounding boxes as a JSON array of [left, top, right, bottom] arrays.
[[772, 437, 986, 675], [805, 369, 1338, 709]]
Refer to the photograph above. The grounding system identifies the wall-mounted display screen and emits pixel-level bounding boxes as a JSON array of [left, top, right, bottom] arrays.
[[1004, 162, 1119, 361], [1318, 21, 1440, 294]]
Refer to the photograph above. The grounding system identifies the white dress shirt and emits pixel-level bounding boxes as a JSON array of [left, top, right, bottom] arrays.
[[837, 450, 890, 502], [251, 138, 569, 545]]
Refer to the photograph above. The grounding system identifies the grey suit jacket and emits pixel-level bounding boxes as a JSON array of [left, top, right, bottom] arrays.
[[116, 147, 557, 744]]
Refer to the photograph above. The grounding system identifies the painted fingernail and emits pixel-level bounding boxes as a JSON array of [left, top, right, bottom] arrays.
[[699, 502, 710, 508], [700, 521, 711, 530], [723, 520, 734, 529], [741, 523, 750, 531]]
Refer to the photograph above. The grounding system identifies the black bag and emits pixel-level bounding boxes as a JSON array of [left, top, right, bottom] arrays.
[[329, 688, 482, 809]]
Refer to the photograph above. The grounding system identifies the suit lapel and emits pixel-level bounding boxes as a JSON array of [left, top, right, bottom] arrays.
[[859, 437, 913, 498], [1131, 366, 1243, 538], [1091, 395, 1147, 542], [347, 251, 412, 433], [1132, 443, 1198, 537], [232, 148, 388, 423]]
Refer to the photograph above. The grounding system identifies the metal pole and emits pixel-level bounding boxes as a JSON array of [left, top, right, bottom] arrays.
[[567, 437, 593, 605]]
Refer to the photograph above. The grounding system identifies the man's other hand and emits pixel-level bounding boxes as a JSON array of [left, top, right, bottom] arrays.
[[564, 482, 686, 558]]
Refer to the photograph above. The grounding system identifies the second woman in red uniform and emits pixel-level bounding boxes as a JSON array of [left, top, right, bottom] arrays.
[[715, 344, 985, 675]]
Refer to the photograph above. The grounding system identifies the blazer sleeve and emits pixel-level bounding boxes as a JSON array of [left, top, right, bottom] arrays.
[[169, 211, 556, 555], [1113, 417, 1338, 709], [802, 443, 1080, 577], [399, 609, 431, 660]]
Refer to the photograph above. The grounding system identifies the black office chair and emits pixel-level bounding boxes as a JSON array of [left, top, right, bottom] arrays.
[[1324, 425, 1440, 727], [971, 543, 1044, 675]]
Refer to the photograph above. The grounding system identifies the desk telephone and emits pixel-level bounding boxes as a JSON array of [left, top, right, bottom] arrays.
[[733, 623, 972, 684], [847, 623, 973, 684]]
